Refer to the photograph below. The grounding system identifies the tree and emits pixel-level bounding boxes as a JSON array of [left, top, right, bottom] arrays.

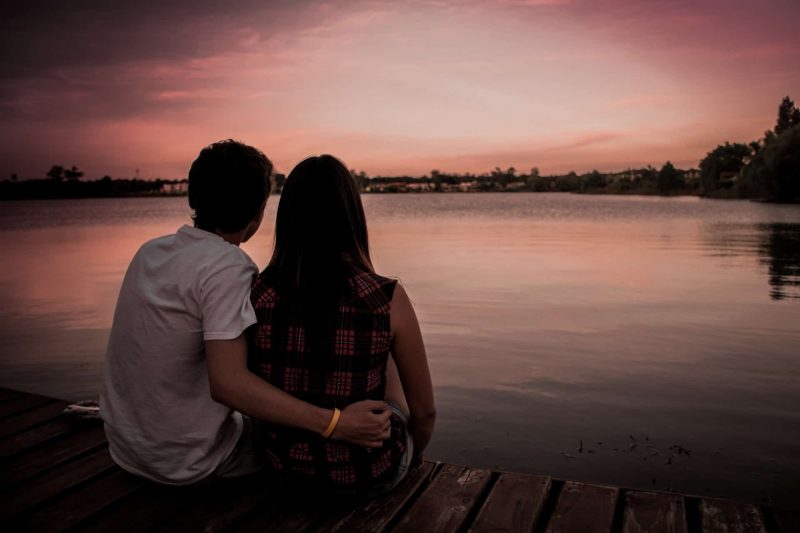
[[430, 170, 443, 192], [775, 96, 800, 135], [64, 166, 84, 181], [698, 142, 751, 194], [581, 169, 606, 191], [743, 124, 800, 202], [272, 172, 287, 193], [657, 161, 684, 194], [350, 170, 368, 192], [555, 171, 581, 191], [638, 165, 658, 191], [491, 167, 503, 187], [525, 167, 541, 191], [46, 165, 65, 181]]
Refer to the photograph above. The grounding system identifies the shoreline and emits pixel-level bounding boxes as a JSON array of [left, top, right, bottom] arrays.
[[2, 190, 792, 203]]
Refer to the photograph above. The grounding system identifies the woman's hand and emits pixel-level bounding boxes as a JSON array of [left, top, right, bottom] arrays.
[[331, 400, 392, 448]]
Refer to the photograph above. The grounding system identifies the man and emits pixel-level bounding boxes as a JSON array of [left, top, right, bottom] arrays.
[[100, 140, 391, 485]]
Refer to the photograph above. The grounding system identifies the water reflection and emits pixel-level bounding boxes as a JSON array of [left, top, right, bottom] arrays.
[[1, 195, 800, 506], [702, 221, 800, 300], [758, 223, 800, 300]]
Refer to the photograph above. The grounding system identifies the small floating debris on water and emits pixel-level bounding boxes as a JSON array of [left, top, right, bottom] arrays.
[[669, 444, 691, 457], [578, 440, 583, 453], [665, 455, 674, 466], [587, 449, 596, 454]]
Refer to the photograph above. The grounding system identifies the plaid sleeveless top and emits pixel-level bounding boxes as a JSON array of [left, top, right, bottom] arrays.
[[249, 268, 407, 492]]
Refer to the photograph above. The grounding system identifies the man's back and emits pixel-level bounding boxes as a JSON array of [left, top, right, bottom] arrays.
[[100, 224, 258, 485]]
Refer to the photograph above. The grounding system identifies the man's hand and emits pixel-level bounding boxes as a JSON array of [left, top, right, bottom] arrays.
[[331, 400, 392, 448]]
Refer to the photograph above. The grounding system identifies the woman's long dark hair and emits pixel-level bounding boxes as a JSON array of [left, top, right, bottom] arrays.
[[263, 155, 373, 351]]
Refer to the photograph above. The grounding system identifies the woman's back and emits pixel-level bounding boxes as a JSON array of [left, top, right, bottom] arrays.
[[249, 266, 408, 492]]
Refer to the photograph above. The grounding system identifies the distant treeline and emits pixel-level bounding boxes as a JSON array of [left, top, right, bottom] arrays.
[[0, 170, 188, 200], [352, 164, 699, 196], [3, 96, 798, 202], [356, 96, 800, 202]]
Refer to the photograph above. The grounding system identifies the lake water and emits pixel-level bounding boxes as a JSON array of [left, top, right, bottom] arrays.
[[1, 193, 799, 506]]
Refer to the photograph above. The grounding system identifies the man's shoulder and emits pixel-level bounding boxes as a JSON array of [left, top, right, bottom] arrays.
[[137, 229, 255, 269]]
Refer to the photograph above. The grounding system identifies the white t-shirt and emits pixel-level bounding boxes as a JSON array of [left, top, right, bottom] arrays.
[[100, 225, 258, 485]]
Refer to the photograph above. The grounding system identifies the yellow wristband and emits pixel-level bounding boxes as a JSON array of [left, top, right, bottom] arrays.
[[321, 408, 341, 439]]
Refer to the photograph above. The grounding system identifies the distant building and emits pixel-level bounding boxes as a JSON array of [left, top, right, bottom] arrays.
[[161, 180, 188, 194]]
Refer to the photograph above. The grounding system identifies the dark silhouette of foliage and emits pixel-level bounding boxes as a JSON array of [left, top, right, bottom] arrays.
[[490, 167, 517, 189], [46, 165, 65, 181], [64, 166, 84, 180], [581, 170, 606, 191], [657, 161, 684, 194], [775, 96, 800, 135], [699, 142, 751, 195], [743, 124, 800, 202], [1, 174, 187, 200], [272, 172, 286, 193]]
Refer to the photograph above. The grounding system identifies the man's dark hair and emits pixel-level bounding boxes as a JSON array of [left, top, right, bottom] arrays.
[[188, 140, 273, 233]]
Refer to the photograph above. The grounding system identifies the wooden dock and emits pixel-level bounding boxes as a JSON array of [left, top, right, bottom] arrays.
[[1, 388, 797, 532]]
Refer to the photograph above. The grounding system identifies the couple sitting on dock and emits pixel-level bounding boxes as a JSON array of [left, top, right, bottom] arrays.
[[100, 140, 436, 496]]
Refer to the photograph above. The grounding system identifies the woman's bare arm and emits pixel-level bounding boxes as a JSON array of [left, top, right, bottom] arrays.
[[390, 283, 436, 455], [384, 355, 409, 416]]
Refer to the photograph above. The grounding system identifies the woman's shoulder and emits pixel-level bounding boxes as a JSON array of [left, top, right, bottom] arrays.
[[347, 269, 397, 312]]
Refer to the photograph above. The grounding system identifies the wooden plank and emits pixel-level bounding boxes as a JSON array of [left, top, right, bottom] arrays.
[[0, 388, 23, 402], [323, 461, 438, 532], [622, 491, 687, 533], [393, 464, 492, 533], [0, 416, 83, 458], [0, 394, 55, 420], [237, 497, 328, 533], [470, 473, 551, 533], [18, 469, 145, 531], [151, 477, 273, 532], [699, 498, 767, 533], [79, 483, 206, 533], [238, 463, 438, 532], [772, 507, 800, 533], [0, 447, 116, 520], [0, 424, 107, 485], [0, 400, 70, 438], [545, 481, 618, 533]]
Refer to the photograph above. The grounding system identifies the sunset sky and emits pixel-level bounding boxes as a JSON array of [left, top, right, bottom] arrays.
[[2, 0, 799, 179]]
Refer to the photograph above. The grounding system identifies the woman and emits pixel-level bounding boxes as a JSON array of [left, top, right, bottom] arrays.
[[249, 155, 436, 494]]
